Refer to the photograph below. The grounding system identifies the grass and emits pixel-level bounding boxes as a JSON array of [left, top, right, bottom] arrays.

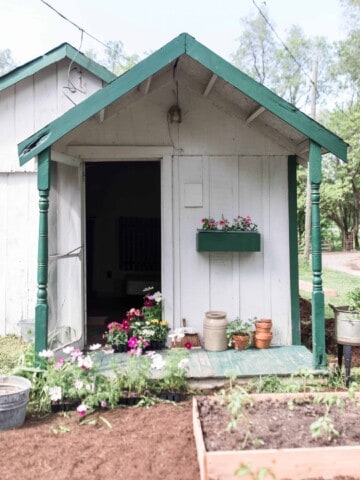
[[298, 257, 359, 317], [0, 335, 29, 375]]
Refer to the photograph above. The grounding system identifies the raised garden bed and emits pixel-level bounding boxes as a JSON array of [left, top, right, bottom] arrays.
[[193, 392, 360, 480]]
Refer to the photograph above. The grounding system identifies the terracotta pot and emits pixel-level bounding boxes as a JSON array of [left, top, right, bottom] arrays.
[[254, 331, 272, 349], [232, 334, 250, 350], [255, 319, 272, 333]]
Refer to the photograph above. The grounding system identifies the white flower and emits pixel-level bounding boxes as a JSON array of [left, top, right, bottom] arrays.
[[88, 343, 102, 351], [78, 355, 93, 370], [143, 286, 154, 292], [62, 346, 74, 354], [85, 383, 95, 393], [76, 404, 88, 416], [38, 349, 54, 359], [178, 358, 190, 370], [75, 379, 83, 390], [49, 386, 62, 402], [151, 353, 165, 370], [153, 291, 162, 303], [142, 329, 154, 336]]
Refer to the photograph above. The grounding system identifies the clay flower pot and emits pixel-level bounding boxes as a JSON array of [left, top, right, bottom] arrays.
[[255, 318, 272, 334], [254, 331, 272, 349], [232, 334, 250, 351]]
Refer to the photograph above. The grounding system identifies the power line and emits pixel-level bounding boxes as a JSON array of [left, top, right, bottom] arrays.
[[40, 0, 125, 57], [251, 0, 318, 94]]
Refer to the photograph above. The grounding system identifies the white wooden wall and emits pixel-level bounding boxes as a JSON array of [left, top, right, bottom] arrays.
[[0, 59, 105, 335], [173, 154, 291, 346]]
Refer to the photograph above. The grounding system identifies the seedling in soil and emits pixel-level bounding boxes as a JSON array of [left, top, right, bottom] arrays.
[[236, 462, 277, 479]]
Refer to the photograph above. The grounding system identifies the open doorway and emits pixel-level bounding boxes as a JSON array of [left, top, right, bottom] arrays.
[[85, 161, 161, 344]]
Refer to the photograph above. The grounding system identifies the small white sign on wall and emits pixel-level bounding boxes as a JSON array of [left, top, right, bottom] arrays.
[[184, 183, 203, 207]]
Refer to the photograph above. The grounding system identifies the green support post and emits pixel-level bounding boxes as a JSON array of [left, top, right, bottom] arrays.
[[309, 141, 327, 369], [288, 156, 301, 345], [35, 148, 51, 356]]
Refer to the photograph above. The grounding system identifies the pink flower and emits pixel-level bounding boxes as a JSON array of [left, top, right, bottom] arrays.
[[76, 404, 88, 416], [100, 400, 107, 408], [184, 342, 193, 350], [70, 349, 83, 361], [128, 337, 138, 349], [54, 358, 65, 370]]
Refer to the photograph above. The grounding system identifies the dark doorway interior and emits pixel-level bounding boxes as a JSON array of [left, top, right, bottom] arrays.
[[85, 161, 161, 344]]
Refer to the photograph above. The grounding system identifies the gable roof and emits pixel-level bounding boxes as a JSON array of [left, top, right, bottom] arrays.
[[0, 43, 116, 92], [18, 33, 347, 165]]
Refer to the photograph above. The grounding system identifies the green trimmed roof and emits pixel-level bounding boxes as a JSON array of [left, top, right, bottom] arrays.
[[18, 33, 347, 164], [0, 43, 116, 92]]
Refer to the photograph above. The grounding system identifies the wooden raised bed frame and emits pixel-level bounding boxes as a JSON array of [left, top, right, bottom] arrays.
[[193, 393, 360, 480]]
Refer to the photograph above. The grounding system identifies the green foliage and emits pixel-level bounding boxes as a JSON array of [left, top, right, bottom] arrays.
[[298, 257, 360, 316], [121, 354, 152, 395], [236, 463, 277, 479], [0, 335, 29, 374], [226, 318, 254, 338], [310, 415, 339, 442], [158, 349, 190, 393], [347, 287, 360, 311]]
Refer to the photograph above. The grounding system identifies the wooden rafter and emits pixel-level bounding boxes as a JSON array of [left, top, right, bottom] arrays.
[[246, 106, 265, 125], [203, 74, 217, 97]]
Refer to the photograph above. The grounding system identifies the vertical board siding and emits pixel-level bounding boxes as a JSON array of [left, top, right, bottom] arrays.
[[1, 60, 106, 334], [177, 154, 291, 344], [0, 173, 38, 334]]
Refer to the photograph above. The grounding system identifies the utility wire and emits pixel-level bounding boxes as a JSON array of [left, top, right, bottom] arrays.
[[40, 0, 126, 57], [252, 0, 319, 94]]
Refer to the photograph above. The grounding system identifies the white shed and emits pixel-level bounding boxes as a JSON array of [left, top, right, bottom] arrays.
[[17, 34, 347, 367], [0, 43, 115, 337]]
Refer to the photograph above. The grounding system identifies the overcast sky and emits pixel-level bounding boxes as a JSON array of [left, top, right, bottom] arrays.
[[0, 0, 347, 66]]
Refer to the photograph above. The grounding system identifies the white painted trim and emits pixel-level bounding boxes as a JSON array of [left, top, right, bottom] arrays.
[[67, 146, 173, 159], [51, 151, 81, 167], [161, 154, 174, 328]]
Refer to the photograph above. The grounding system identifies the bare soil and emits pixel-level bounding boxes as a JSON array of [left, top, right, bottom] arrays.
[[0, 401, 199, 480], [197, 394, 360, 451]]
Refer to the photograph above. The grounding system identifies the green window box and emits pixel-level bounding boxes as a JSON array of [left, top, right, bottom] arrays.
[[196, 230, 261, 252]]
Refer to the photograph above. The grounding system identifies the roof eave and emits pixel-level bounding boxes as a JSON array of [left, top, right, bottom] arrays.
[[17, 33, 348, 165], [0, 43, 115, 93]]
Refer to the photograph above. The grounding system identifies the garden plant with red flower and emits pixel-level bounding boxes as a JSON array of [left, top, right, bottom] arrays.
[[200, 214, 258, 232]]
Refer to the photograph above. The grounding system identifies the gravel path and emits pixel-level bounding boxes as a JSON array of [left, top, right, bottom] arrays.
[[322, 252, 360, 277]]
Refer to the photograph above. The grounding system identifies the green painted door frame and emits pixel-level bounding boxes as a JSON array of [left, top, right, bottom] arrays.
[[309, 141, 326, 369], [35, 148, 50, 356], [288, 156, 301, 345]]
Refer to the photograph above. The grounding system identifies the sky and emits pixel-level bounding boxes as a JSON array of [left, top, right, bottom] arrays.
[[0, 0, 347, 67]]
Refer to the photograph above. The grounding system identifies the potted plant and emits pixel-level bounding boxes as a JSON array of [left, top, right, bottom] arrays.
[[156, 349, 190, 402], [103, 321, 129, 352], [197, 214, 261, 252], [226, 318, 254, 350], [330, 287, 360, 346]]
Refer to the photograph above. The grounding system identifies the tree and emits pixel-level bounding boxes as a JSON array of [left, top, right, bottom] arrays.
[[231, 8, 333, 109], [321, 106, 360, 250], [86, 41, 139, 76], [0, 49, 16, 76]]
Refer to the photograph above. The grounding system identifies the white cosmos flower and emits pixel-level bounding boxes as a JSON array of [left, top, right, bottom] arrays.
[[49, 386, 62, 402], [62, 346, 74, 355], [153, 291, 162, 303], [78, 355, 93, 370], [89, 343, 102, 351], [75, 379, 83, 390], [151, 353, 165, 370], [38, 349, 54, 359]]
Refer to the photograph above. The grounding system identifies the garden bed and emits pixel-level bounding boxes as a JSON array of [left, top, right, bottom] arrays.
[[194, 392, 360, 480]]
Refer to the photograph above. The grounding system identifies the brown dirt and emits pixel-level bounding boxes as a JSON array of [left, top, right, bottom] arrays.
[[198, 394, 360, 451], [0, 401, 199, 480]]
